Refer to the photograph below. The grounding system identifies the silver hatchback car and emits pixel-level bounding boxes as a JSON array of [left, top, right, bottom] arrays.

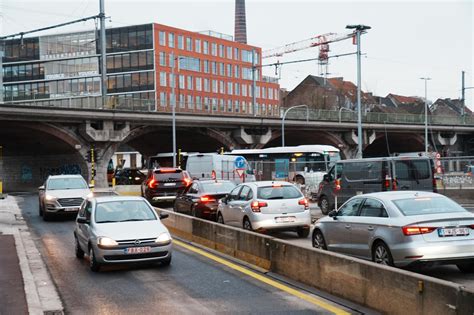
[[74, 196, 172, 272], [312, 191, 474, 272], [216, 181, 311, 238]]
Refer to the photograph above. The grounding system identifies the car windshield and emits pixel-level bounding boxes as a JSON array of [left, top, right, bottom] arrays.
[[257, 185, 302, 200], [48, 178, 87, 190], [393, 197, 468, 216], [95, 200, 157, 223], [202, 182, 235, 193], [155, 172, 182, 181]]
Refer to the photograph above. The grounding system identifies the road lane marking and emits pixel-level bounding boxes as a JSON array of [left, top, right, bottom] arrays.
[[173, 239, 350, 315]]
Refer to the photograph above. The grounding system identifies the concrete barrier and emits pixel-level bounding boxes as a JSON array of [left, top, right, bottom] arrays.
[[160, 209, 474, 315]]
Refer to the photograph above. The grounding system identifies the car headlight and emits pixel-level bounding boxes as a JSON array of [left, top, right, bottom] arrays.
[[155, 233, 172, 245], [97, 237, 118, 247], [87, 192, 94, 198], [45, 194, 56, 201]]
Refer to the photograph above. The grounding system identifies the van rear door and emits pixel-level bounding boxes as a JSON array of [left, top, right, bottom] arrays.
[[393, 158, 433, 191]]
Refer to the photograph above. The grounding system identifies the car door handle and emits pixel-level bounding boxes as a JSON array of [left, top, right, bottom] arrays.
[[345, 224, 351, 229], [367, 226, 374, 231]]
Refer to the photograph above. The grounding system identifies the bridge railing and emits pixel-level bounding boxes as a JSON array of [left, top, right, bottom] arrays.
[[286, 108, 474, 126]]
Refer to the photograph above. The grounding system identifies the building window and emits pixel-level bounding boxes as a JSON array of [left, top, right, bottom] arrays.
[[226, 64, 232, 77], [274, 89, 279, 100], [203, 41, 209, 54], [160, 91, 166, 107], [179, 75, 185, 89], [212, 98, 218, 111], [204, 97, 209, 110], [234, 47, 239, 60], [168, 33, 175, 48], [159, 52, 166, 66], [242, 67, 252, 80], [204, 78, 210, 92], [211, 62, 217, 75], [241, 50, 253, 63], [234, 65, 240, 78], [160, 72, 167, 87], [187, 95, 193, 109], [196, 96, 202, 110], [219, 99, 225, 112], [179, 94, 185, 108], [235, 100, 240, 113], [195, 39, 201, 53], [242, 84, 247, 97], [219, 80, 224, 94], [203, 60, 209, 73], [219, 44, 224, 58], [159, 31, 166, 46], [212, 80, 218, 93], [226, 46, 232, 59], [178, 56, 201, 72], [196, 77, 202, 91], [219, 63, 224, 76], [227, 82, 233, 95], [178, 35, 184, 49], [235, 83, 240, 96], [169, 73, 175, 88], [268, 88, 273, 100], [105, 24, 153, 53], [211, 43, 217, 56], [242, 101, 247, 113], [227, 99, 232, 112], [186, 37, 192, 51], [256, 86, 260, 98], [262, 86, 266, 99], [187, 76, 193, 90]]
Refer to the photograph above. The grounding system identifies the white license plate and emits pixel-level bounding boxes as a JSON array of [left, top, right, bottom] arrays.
[[164, 183, 176, 186], [125, 246, 152, 254], [438, 227, 470, 237], [64, 207, 79, 212], [275, 216, 296, 223]]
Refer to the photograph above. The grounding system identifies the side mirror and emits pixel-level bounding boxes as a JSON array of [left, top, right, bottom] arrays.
[[38, 185, 45, 191], [159, 213, 169, 220], [221, 196, 228, 204], [77, 217, 89, 224], [328, 210, 337, 219]]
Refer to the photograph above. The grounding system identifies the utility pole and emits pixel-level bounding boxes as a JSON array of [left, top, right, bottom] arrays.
[[461, 70, 465, 117], [99, 0, 107, 108], [420, 77, 431, 154], [171, 54, 177, 168], [0, 41, 3, 104], [346, 24, 371, 159]]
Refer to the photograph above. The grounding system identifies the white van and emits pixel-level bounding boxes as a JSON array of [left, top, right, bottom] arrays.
[[186, 153, 255, 183]]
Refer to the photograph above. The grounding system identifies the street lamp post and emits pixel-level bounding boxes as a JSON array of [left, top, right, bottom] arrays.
[[420, 77, 431, 154], [281, 105, 309, 147], [171, 54, 178, 168], [346, 24, 371, 159]]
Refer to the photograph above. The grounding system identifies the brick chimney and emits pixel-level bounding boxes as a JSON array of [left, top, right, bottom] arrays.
[[235, 0, 247, 44]]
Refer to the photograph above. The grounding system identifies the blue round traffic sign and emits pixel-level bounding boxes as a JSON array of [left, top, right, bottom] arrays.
[[234, 156, 246, 169]]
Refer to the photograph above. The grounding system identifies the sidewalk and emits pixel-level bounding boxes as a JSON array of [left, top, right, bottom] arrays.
[[0, 195, 63, 315]]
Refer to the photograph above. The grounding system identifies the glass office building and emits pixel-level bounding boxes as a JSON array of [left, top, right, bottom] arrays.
[[1, 23, 280, 116]]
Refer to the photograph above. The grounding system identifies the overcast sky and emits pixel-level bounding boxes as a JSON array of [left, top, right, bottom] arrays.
[[1, 0, 473, 109]]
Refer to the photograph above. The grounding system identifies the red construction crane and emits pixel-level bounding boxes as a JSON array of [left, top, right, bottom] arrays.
[[262, 32, 356, 77]]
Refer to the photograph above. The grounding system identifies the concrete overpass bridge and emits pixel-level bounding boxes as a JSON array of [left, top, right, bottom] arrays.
[[1, 102, 473, 190]]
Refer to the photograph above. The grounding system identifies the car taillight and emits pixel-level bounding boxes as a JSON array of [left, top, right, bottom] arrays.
[[251, 201, 267, 212], [402, 226, 437, 236], [334, 179, 341, 192], [298, 198, 309, 210], [392, 178, 397, 191], [200, 196, 216, 203], [147, 178, 157, 189], [183, 177, 192, 186]]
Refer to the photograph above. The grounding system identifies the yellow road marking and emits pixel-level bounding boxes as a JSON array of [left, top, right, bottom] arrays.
[[173, 239, 350, 315]]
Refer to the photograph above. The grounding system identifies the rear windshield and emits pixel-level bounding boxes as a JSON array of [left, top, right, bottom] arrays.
[[47, 178, 87, 190], [202, 182, 236, 193], [257, 186, 302, 200], [154, 171, 183, 181], [394, 160, 431, 180], [393, 197, 468, 216]]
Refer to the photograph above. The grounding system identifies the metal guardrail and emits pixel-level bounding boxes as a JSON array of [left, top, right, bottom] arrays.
[[2, 97, 473, 125]]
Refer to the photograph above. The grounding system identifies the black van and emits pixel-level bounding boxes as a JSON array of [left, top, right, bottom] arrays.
[[316, 156, 437, 214]]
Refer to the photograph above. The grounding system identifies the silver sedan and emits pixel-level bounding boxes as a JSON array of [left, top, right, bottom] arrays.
[[312, 191, 474, 272], [74, 196, 172, 272], [216, 181, 311, 238]]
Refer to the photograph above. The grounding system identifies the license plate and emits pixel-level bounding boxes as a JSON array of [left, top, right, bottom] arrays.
[[125, 246, 151, 254], [438, 227, 470, 237], [164, 183, 176, 186], [64, 207, 79, 212], [275, 216, 296, 223]]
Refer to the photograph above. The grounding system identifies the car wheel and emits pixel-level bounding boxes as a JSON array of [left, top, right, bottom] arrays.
[[89, 247, 101, 272], [372, 241, 394, 266], [457, 263, 474, 273], [243, 217, 253, 231], [42, 210, 51, 221], [297, 227, 310, 238], [161, 254, 172, 267], [75, 237, 84, 259], [319, 196, 330, 215], [312, 229, 327, 249], [217, 212, 224, 224]]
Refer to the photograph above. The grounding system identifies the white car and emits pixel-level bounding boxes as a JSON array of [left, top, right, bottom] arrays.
[[216, 181, 311, 238], [74, 196, 172, 272], [38, 175, 93, 221]]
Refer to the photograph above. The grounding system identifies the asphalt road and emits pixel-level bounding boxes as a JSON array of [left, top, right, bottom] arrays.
[[16, 194, 361, 315]]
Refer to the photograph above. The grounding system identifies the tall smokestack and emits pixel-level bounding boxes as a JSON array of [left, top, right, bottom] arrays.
[[234, 0, 247, 44]]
